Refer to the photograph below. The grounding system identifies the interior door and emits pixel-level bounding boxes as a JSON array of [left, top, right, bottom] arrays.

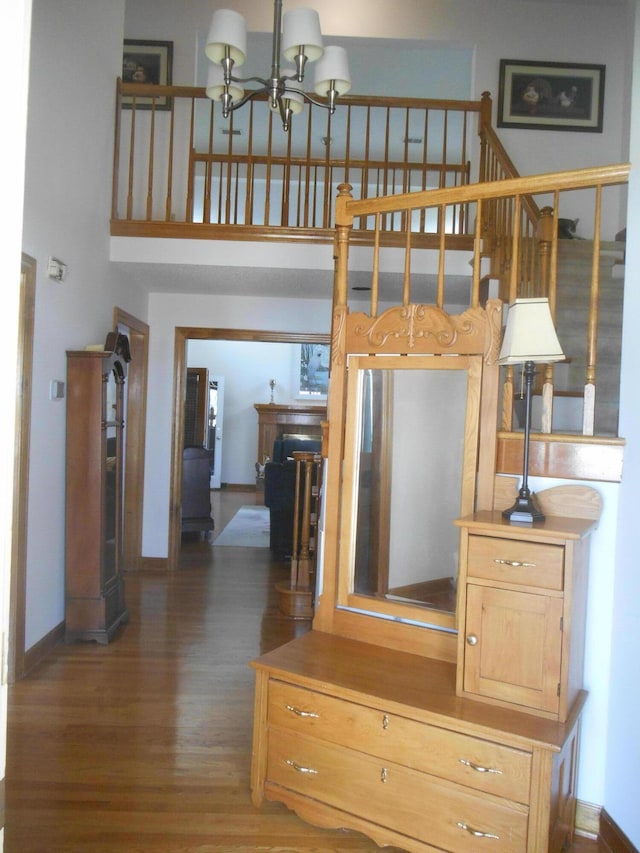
[[210, 375, 224, 489]]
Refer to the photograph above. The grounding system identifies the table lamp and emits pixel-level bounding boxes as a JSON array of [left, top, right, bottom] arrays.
[[498, 297, 565, 523]]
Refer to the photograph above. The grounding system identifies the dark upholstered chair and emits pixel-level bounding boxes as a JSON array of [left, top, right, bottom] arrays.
[[264, 438, 321, 557]]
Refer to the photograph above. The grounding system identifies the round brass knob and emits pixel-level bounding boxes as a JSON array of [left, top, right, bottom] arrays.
[[466, 634, 478, 646]]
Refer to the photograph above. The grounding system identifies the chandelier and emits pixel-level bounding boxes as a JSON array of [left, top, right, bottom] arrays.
[[204, 1, 351, 131]]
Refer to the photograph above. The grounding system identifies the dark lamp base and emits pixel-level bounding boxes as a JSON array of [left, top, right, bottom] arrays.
[[502, 491, 545, 525]]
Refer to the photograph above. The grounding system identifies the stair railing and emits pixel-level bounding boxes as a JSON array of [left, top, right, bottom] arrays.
[[334, 162, 629, 441]]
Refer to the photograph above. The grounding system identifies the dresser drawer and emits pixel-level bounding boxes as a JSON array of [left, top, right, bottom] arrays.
[[268, 727, 528, 853], [268, 679, 532, 803], [467, 536, 564, 590]]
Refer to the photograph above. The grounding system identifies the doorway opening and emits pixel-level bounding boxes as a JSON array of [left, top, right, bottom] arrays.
[[169, 328, 329, 570]]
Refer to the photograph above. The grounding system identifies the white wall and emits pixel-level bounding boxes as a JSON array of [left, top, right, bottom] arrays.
[[604, 2, 640, 846], [21, 0, 148, 649]]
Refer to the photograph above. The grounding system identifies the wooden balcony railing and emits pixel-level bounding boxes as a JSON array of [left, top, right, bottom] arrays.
[[111, 79, 630, 475], [111, 80, 488, 244]]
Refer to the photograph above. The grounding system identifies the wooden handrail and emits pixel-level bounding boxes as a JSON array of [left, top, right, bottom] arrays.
[[338, 164, 629, 220]]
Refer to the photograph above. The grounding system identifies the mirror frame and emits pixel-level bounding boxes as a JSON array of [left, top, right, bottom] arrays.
[[337, 353, 482, 631], [314, 300, 502, 661]]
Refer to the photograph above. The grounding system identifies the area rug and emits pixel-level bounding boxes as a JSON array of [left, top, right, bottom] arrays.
[[213, 505, 270, 548]]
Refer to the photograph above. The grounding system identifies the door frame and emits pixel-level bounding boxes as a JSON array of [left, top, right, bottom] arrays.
[[114, 307, 149, 571], [8, 254, 36, 682], [209, 375, 225, 490], [169, 327, 329, 571]]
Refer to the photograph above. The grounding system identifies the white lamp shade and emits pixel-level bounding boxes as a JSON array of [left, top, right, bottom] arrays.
[[498, 297, 565, 364], [282, 8, 324, 62], [205, 9, 247, 66], [269, 86, 305, 115], [206, 63, 244, 102], [314, 45, 351, 97]]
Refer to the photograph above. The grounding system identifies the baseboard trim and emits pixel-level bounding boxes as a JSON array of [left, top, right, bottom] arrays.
[[600, 808, 639, 853], [575, 801, 639, 852], [220, 483, 257, 492], [23, 621, 64, 677], [576, 800, 601, 838], [137, 557, 169, 571]]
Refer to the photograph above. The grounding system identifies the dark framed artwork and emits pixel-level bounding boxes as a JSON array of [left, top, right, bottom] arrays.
[[498, 59, 605, 132], [122, 39, 173, 110]]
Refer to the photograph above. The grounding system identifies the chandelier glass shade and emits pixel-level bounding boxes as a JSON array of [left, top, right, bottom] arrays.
[[205, 1, 351, 131]]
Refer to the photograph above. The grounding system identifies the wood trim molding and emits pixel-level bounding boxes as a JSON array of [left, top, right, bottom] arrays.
[[114, 308, 149, 572], [9, 254, 36, 682], [576, 800, 601, 839], [23, 621, 64, 677], [137, 557, 169, 571], [497, 432, 625, 483], [169, 328, 331, 571], [600, 808, 639, 853]]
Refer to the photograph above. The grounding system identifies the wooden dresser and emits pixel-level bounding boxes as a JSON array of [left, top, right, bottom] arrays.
[[251, 631, 583, 853], [249, 296, 598, 852]]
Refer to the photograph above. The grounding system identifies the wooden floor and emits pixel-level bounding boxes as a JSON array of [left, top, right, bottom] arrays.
[[5, 489, 606, 852]]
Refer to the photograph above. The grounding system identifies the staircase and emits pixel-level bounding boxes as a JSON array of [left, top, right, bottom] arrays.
[[549, 239, 625, 436]]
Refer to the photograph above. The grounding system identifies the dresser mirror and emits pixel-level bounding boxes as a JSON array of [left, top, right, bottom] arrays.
[[337, 353, 482, 632]]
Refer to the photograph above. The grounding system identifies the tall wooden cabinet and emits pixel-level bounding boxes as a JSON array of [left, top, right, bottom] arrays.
[[64, 333, 130, 644]]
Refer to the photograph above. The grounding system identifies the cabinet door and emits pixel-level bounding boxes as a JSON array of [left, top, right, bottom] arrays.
[[463, 585, 563, 714]]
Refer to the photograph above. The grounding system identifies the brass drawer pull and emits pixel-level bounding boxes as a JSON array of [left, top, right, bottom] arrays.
[[456, 821, 499, 840], [285, 759, 318, 775], [459, 758, 503, 775], [285, 704, 319, 719], [494, 558, 536, 568]]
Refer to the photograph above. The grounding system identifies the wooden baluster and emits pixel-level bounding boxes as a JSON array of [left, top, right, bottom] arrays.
[[245, 102, 255, 225], [264, 111, 273, 227], [164, 96, 175, 221], [437, 203, 446, 308], [303, 105, 312, 228], [224, 112, 234, 224], [472, 198, 482, 308], [112, 79, 123, 221], [323, 111, 333, 229], [292, 452, 316, 591], [478, 91, 492, 185], [126, 98, 136, 220], [537, 205, 556, 433], [403, 214, 412, 306], [583, 185, 602, 436], [147, 98, 156, 222], [290, 454, 302, 588], [371, 212, 380, 318]]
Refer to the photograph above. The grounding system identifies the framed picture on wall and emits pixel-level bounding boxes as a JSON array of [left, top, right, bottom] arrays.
[[122, 39, 173, 110], [498, 59, 605, 132], [295, 343, 330, 400]]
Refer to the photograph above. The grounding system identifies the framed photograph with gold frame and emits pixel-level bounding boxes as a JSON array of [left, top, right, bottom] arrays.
[[122, 39, 173, 110], [498, 59, 605, 132]]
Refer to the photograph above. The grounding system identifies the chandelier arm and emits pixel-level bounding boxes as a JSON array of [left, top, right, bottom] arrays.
[[224, 87, 270, 112], [287, 87, 338, 112]]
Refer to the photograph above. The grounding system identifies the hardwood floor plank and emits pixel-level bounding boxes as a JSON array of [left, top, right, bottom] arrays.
[[4, 489, 602, 852]]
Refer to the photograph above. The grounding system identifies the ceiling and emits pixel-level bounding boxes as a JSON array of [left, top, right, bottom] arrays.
[[113, 260, 473, 305]]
